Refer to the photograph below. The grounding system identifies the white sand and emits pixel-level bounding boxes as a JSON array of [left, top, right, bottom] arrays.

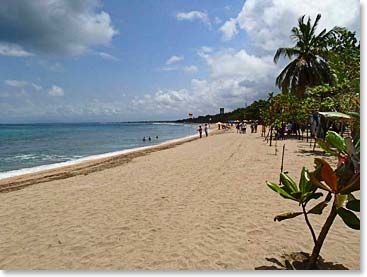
[[0, 129, 359, 269]]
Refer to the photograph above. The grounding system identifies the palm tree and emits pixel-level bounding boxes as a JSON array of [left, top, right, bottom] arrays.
[[274, 14, 336, 98]]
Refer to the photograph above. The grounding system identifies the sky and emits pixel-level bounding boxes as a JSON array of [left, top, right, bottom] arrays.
[[0, 0, 360, 123]]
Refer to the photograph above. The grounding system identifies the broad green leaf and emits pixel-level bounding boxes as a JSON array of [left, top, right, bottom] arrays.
[[266, 182, 297, 201], [301, 192, 323, 203], [299, 167, 311, 193], [274, 212, 303, 222], [346, 199, 360, 212], [280, 172, 298, 193], [325, 131, 347, 153], [317, 139, 338, 156], [307, 201, 328, 215], [319, 111, 351, 120], [347, 193, 356, 202], [346, 111, 360, 119], [337, 207, 360, 230]]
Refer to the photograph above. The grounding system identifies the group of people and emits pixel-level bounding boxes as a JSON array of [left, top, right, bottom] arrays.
[[275, 122, 300, 140], [142, 136, 159, 142], [197, 124, 209, 138], [236, 121, 258, 134]]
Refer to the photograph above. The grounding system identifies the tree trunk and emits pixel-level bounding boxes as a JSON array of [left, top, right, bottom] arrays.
[[307, 201, 338, 269], [269, 126, 273, 146]]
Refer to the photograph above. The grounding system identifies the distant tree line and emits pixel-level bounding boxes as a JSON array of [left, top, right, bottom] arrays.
[[175, 99, 268, 123]]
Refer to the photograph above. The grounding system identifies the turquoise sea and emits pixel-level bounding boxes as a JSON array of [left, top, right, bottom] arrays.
[[0, 122, 197, 178]]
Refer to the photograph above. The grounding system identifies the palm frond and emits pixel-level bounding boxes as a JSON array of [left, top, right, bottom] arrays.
[[310, 14, 322, 37], [274, 48, 300, 63]]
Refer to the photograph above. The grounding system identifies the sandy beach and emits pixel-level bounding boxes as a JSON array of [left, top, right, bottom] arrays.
[[0, 129, 359, 270]]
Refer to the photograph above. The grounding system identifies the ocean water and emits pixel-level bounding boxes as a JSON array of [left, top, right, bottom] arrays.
[[0, 122, 197, 178]]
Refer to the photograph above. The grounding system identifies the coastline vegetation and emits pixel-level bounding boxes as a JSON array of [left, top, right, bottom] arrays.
[[179, 13, 360, 270], [265, 14, 360, 269]]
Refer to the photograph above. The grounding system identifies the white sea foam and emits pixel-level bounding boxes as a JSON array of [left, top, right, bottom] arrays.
[[152, 122, 183, 126], [0, 134, 198, 180]]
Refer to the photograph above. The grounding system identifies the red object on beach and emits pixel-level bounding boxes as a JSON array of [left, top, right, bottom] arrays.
[[337, 155, 348, 166], [198, 126, 203, 138]]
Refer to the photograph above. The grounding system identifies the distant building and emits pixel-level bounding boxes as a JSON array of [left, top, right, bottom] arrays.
[[188, 113, 193, 119], [220, 108, 224, 114]]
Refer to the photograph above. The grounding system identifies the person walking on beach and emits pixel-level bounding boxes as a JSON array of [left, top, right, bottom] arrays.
[[204, 124, 209, 137], [261, 124, 266, 137], [198, 125, 203, 138], [241, 121, 247, 134]]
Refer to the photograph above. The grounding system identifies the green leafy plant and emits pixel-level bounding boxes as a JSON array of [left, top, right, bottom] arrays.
[[267, 169, 327, 244], [266, 111, 360, 269]]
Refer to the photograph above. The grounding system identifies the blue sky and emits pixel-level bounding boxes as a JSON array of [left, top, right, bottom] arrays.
[[0, 0, 360, 123]]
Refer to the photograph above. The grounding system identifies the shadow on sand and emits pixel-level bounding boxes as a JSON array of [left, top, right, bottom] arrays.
[[255, 252, 348, 270], [297, 149, 328, 157]]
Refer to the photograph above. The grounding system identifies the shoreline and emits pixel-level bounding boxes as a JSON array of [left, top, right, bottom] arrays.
[[0, 121, 199, 180], [0, 128, 221, 192], [0, 134, 197, 180]]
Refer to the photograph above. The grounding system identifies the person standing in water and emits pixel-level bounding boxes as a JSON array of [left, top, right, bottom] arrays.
[[204, 124, 209, 137], [198, 125, 203, 138]]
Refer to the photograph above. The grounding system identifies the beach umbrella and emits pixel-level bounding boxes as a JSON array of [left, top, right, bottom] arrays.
[[319, 112, 352, 121]]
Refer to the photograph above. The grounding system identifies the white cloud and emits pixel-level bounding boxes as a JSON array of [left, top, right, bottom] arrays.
[[98, 52, 119, 61], [165, 55, 184, 65], [214, 17, 222, 24], [205, 49, 276, 81], [48, 85, 64, 97], [220, 0, 359, 51], [176, 11, 211, 26], [5, 80, 43, 92], [219, 18, 238, 40], [0, 42, 33, 57], [5, 80, 29, 88], [131, 89, 198, 114], [184, 65, 198, 74], [200, 46, 213, 53], [0, 1, 118, 56], [131, 48, 279, 116], [32, 83, 42, 91]]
